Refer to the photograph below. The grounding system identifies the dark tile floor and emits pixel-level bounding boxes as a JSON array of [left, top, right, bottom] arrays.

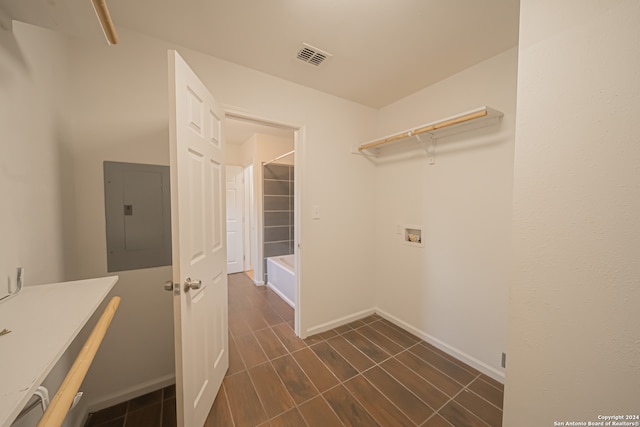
[[86, 272, 504, 426], [84, 385, 176, 427]]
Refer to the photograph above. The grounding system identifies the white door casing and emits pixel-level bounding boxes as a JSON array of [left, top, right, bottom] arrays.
[[242, 165, 254, 272], [226, 165, 244, 274], [168, 50, 228, 427]]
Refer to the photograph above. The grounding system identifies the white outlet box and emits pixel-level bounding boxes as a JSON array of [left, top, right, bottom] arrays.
[[403, 225, 424, 247]]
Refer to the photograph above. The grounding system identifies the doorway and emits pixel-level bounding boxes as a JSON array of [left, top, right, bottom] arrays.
[[223, 112, 301, 333]]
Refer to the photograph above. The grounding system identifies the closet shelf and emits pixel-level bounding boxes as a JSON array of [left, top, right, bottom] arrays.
[[356, 106, 503, 154]]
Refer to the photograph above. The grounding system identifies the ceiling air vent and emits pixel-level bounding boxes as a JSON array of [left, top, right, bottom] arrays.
[[296, 43, 331, 67]]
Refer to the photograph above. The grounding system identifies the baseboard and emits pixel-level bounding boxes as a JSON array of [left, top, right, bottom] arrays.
[[254, 280, 265, 286], [74, 373, 176, 427], [305, 307, 377, 337], [375, 308, 505, 384]]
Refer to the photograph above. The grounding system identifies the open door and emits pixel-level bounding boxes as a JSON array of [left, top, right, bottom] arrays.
[[168, 50, 228, 427]]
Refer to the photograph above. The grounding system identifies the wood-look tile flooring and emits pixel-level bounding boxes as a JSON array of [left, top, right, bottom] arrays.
[[211, 272, 504, 426], [86, 272, 504, 426], [84, 385, 176, 427]]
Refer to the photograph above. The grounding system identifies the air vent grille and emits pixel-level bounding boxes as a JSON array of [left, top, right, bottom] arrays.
[[296, 44, 331, 67]]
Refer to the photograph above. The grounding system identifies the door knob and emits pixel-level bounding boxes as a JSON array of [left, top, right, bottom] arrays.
[[184, 277, 202, 292], [164, 280, 174, 292]]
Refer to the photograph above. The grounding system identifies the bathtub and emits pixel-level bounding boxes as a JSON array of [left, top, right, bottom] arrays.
[[266, 254, 295, 308]]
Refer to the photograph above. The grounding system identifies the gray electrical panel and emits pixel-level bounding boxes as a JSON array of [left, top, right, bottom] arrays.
[[104, 161, 172, 272]]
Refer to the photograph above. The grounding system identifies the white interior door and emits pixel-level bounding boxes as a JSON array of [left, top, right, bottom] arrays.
[[168, 50, 228, 427], [226, 165, 244, 274], [242, 165, 254, 272]]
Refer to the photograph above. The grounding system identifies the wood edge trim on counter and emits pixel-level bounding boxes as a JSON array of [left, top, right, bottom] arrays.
[[37, 296, 121, 427]]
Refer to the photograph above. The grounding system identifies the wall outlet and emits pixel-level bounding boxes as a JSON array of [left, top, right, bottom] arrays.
[[501, 352, 507, 368]]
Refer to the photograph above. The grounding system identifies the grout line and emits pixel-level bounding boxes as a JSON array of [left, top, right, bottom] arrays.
[[434, 375, 493, 427], [415, 340, 483, 378], [466, 377, 505, 411], [244, 362, 278, 425], [158, 392, 164, 427], [317, 392, 347, 427], [461, 384, 505, 414], [401, 346, 469, 390], [342, 372, 422, 426], [420, 412, 456, 427], [305, 324, 435, 426], [403, 345, 506, 422], [221, 383, 236, 427], [227, 274, 503, 426]]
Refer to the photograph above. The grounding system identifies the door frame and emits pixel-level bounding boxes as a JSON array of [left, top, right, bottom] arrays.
[[223, 106, 303, 336]]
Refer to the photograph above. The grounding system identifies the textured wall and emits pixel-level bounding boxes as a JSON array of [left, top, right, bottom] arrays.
[[374, 48, 518, 380], [505, 1, 640, 424]]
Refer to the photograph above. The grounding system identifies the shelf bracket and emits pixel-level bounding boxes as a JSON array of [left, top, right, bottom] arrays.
[[13, 386, 49, 423], [416, 134, 437, 165]]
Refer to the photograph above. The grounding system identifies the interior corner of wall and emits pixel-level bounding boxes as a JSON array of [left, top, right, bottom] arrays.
[[0, 5, 12, 32]]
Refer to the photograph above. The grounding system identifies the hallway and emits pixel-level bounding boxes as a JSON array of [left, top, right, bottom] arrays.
[[208, 273, 504, 426]]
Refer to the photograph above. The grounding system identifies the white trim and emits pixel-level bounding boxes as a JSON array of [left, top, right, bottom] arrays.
[[293, 127, 303, 337], [304, 307, 377, 338], [74, 373, 176, 427], [253, 280, 265, 286], [375, 308, 505, 384], [222, 105, 302, 131]]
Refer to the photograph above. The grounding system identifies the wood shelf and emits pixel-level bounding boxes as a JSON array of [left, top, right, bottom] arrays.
[[356, 106, 503, 155]]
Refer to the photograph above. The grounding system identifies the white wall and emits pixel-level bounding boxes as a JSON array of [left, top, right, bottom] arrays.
[[61, 31, 177, 415], [61, 26, 377, 411], [373, 48, 518, 380], [0, 21, 67, 288], [0, 21, 86, 427], [504, 0, 640, 424], [225, 142, 243, 165]]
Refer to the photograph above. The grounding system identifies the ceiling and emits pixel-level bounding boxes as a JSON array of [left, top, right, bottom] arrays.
[[0, 0, 519, 143], [225, 116, 294, 145]]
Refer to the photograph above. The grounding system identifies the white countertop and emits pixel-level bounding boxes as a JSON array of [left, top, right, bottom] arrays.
[[0, 276, 118, 427]]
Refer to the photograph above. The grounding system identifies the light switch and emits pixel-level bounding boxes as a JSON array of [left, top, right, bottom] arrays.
[[312, 205, 321, 220]]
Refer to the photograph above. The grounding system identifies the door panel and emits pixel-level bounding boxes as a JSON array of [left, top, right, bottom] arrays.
[[211, 161, 223, 252], [168, 50, 228, 427]]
